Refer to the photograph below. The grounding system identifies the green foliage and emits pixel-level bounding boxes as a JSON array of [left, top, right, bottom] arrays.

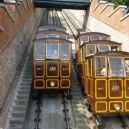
[[99, 0, 129, 9]]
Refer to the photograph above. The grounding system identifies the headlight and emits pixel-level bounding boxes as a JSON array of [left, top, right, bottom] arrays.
[[50, 81, 55, 87], [114, 104, 120, 110]]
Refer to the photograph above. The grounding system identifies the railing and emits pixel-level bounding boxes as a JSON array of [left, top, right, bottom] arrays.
[[0, 10, 43, 114]]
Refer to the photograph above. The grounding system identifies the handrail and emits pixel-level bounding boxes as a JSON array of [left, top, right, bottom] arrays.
[[66, 10, 92, 32], [0, 10, 43, 114]]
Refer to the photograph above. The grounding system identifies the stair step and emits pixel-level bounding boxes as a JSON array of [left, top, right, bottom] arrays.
[[23, 69, 33, 72], [74, 110, 86, 116], [19, 86, 31, 90], [76, 121, 90, 129], [12, 106, 27, 111], [22, 79, 32, 82], [72, 100, 82, 104], [10, 124, 23, 129], [11, 111, 26, 117], [20, 83, 31, 86], [22, 75, 33, 78], [10, 118, 24, 124], [17, 90, 30, 94], [14, 100, 28, 105], [17, 95, 29, 100]]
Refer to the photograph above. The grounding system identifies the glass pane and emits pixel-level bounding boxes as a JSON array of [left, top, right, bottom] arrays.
[[39, 28, 46, 31], [58, 29, 64, 32], [48, 29, 56, 30], [101, 37, 108, 40], [111, 46, 119, 51], [109, 58, 123, 76], [81, 36, 88, 45], [96, 57, 106, 76], [61, 44, 70, 60], [35, 43, 44, 60], [91, 37, 100, 41], [47, 35, 57, 38], [46, 43, 59, 59], [87, 45, 95, 55], [59, 35, 66, 39], [124, 58, 129, 76], [37, 35, 45, 39], [98, 45, 110, 52]]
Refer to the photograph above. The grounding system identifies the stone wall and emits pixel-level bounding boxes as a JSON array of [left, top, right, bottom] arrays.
[[0, 0, 43, 127]]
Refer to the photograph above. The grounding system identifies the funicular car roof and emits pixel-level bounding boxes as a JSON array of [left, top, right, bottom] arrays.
[[35, 30, 69, 35], [85, 51, 129, 59], [76, 32, 110, 39], [37, 25, 66, 30], [79, 40, 122, 48]]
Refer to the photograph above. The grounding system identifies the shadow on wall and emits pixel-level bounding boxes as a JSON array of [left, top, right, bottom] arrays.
[[83, 8, 90, 31]]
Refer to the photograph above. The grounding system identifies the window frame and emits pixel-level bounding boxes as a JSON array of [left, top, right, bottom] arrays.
[[39, 28, 46, 31], [37, 34, 46, 39], [80, 36, 88, 46], [47, 34, 58, 38], [95, 56, 107, 78], [58, 35, 67, 40], [34, 42, 45, 60], [46, 43, 59, 59], [97, 45, 111, 52], [100, 37, 109, 40], [108, 57, 123, 77], [90, 36, 100, 41], [86, 44, 96, 56], [60, 43, 71, 60], [110, 45, 120, 51]]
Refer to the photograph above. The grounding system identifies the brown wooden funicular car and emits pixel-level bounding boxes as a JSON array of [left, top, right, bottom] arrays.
[[84, 51, 129, 127], [74, 32, 129, 127], [32, 25, 72, 100]]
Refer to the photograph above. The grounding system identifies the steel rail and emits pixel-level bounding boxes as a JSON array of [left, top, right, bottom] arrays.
[[62, 92, 70, 129], [35, 97, 41, 129], [117, 114, 128, 129]]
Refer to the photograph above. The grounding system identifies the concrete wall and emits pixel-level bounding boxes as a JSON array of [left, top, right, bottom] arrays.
[[0, 0, 43, 127]]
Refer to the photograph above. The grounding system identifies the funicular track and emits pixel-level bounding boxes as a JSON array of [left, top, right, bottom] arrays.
[[60, 9, 129, 129], [6, 8, 129, 129]]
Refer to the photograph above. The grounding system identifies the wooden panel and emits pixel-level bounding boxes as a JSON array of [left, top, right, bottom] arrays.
[[95, 101, 107, 113], [46, 61, 59, 77], [88, 78, 90, 96], [60, 61, 70, 77], [46, 79, 59, 88], [109, 101, 123, 112], [125, 79, 129, 98], [125, 101, 129, 111], [108, 79, 123, 99], [34, 61, 45, 77], [60, 79, 70, 88], [34, 79, 45, 89], [95, 79, 107, 99], [80, 64, 83, 78]]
